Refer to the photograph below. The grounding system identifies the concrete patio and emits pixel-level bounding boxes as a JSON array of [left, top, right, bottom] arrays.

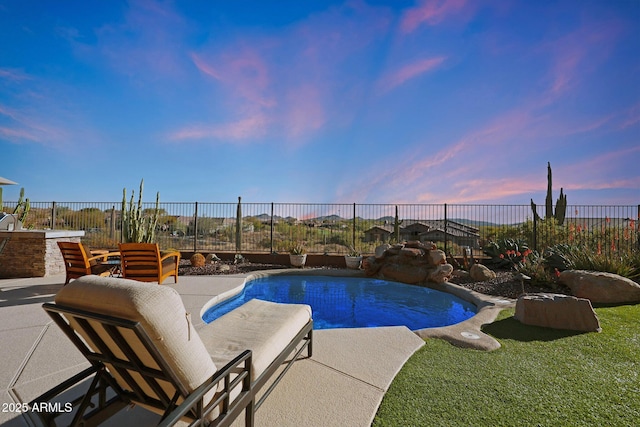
[[0, 272, 427, 427]]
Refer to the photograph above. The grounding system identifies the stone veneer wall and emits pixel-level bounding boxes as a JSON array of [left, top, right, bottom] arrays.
[[0, 230, 85, 278]]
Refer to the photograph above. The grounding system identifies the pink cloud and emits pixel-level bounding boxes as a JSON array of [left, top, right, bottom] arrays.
[[0, 104, 68, 145], [0, 126, 39, 142], [549, 50, 582, 95], [378, 56, 446, 93], [169, 114, 269, 142], [538, 16, 624, 100], [401, 108, 534, 184], [0, 68, 30, 82], [282, 84, 326, 139], [333, 12, 635, 204], [190, 54, 221, 80], [400, 0, 468, 34], [566, 145, 640, 174], [617, 102, 640, 130], [191, 50, 274, 108], [175, 2, 392, 145], [333, 102, 546, 204]]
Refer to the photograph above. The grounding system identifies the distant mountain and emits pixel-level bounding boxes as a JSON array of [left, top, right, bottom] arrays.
[[448, 218, 500, 227], [248, 213, 501, 226], [313, 214, 343, 222]]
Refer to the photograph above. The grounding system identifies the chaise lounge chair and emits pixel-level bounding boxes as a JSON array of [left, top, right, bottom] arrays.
[[29, 275, 313, 426], [118, 243, 181, 284]]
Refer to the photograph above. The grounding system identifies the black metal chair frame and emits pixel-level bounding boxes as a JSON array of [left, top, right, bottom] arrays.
[[29, 302, 312, 427]]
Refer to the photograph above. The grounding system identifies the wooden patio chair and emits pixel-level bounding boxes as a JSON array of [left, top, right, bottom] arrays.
[[118, 243, 180, 284], [58, 241, 120, 285], [29, 275, 313, 427]]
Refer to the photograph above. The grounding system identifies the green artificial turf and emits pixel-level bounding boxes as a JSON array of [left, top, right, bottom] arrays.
[[373, 304, 639, 427]]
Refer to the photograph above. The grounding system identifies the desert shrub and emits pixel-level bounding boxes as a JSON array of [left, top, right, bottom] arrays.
[[483, 238, 532, 269], [325, 234, 349, 247], [190, 253, 205, 267], [542, 244, 639, 281], [517, 244, 640, 284], [515, 250, 558, 287]]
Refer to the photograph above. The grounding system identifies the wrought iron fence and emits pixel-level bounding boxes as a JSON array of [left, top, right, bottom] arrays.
[[3, 200, 639, 257]]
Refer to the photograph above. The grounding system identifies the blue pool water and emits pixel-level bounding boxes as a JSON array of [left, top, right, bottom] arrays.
[[202, 276, 476, 330]]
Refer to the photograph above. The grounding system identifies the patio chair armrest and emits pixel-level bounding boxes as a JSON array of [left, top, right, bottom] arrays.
[[87, 251, 120, 262], [159, 251, 180, 263], [158, 350, 253, 427]]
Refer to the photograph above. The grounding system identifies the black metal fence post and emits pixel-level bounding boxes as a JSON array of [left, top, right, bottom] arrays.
[[51, 201, 56, 230], [443, 203, 448, 254], [110, 206, 115, 240], [120, 205, 124, 243], [533, 208, 538, 252], [270, 202, 274, 253], [352, 203, 356, 249], [193, 201, 198, 253], [235, 197, 242, 253]]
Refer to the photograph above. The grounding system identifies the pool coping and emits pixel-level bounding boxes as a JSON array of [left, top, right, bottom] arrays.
[[200, 268, 515, 351]]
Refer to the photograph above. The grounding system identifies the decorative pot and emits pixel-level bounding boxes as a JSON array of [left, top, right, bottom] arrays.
[[344, 255, 362, 269], [289, 254, 307, 268]]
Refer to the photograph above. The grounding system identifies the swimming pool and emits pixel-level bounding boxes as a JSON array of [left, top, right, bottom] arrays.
[[202, 275, 476, 330]]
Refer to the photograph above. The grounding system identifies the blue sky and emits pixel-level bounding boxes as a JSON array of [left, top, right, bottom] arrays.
[[1, 0, 639, 205]]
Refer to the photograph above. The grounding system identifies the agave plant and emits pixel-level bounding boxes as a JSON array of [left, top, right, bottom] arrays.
[[483, 238, 532, 269]]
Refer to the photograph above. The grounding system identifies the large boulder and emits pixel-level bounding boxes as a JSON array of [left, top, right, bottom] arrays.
[[559, 270, 640, 304], [515, 293, 601, 332], [399, 247, 425, 259], [363, 256, 382, 276], [366, 242, 454, 285], [380, 264, 428, 284], [428, 249, 447, 266], [427, 264, 454, 284], [469, 264, 496, 281], [375, 244, 391, 258]]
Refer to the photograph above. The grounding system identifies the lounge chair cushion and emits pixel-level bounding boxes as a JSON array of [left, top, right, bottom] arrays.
[[198, 299, 312, 381], [55, 275, 218, 405]]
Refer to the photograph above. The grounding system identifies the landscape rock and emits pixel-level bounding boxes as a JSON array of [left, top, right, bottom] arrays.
[[380, 264, 428, 284], [400, 247, 424, 258], [385, 245, 402, 256], [363, 242, 454, 285], [452, 269, 470, 279], [428, 249, 447, 266], [363, 256, 381, 276], [559, 270, 640, 304], [404, 240, 422, 248], [205, 253, 221, 264], [428, 264, 454, 284], [375, 244, 391, 258], [470, 264, 496, 281], [515, 293, 601, 332]]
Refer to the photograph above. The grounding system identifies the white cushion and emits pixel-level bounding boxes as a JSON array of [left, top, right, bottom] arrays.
[[198, 299, 312, 381]]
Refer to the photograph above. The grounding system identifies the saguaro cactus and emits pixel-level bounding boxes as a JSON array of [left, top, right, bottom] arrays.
[[545, 162, 554, 220], [531, 162, 567, 225], [555, 188, 567, 225], [121, 179, 160, 243], [393, 205, 403, 243], [13, 188, 30, 224]]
